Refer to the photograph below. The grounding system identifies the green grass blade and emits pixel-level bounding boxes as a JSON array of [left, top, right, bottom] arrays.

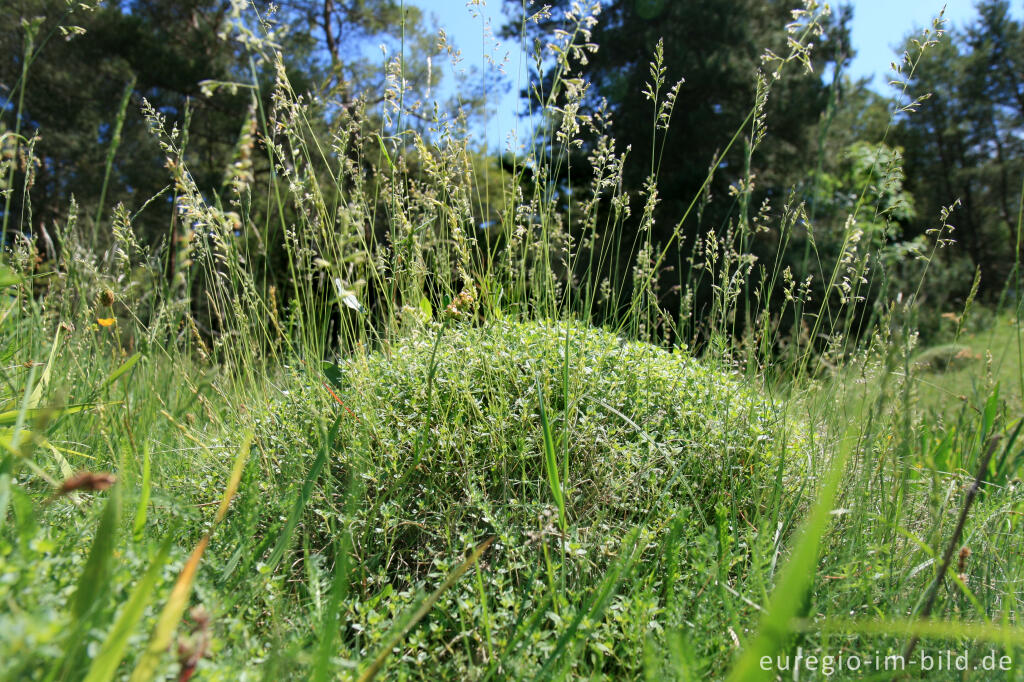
[[312, 533, 352, 682], [357, 537, 494, 682], [789, 616, 1024, 646], [132, 443, 151, 543], [128, 432, 252, 682], [666, 629, 699, 681], [312, 465, 361, 681], [533, 526, 642, 680], [72, 483, 121, 620], [726, 437, 852, 681], [83, 537, 173, 682], [213, 432, 253, 526], [0, 262, 21, 288], [0, 403, 95, 427], [28, 327, 61, 410], [100, 352, 141, 391], [93, 74, 136, 234], [265, 416, 342, 574], [375, 134, 395, 171], [535, 375, 566, 531], [0, 474, 10, 529], [9, 365, 37, 454], [128, 534, 210, 682]]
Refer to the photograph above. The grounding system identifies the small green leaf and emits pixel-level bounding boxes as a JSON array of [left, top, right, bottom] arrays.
[[100, 352, 141, 390], [321, 362, 344, 389], [0, 263, 21, 288], [132, 444, 151, 543]]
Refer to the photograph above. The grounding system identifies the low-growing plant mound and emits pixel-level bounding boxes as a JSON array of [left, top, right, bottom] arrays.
[[240, 318, 808, 676], [244, 318, 804, 674], [293, 318, 795, 570]]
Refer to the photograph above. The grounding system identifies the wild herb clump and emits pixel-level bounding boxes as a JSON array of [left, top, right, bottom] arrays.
[[265, 316, 797, 575], [340, 317, 789, 536], [244, 316, 801, 676]]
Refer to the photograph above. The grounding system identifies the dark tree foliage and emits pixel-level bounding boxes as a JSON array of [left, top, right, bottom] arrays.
[[501, 0, 850, 330], [895, 0, 1024, 299], [0, 0, 438, 251], [0, 1, 269, 246]]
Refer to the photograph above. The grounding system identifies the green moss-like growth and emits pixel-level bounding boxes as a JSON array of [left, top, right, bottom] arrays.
[[212, 318, 803, 677], [327, 318, 790, 560]]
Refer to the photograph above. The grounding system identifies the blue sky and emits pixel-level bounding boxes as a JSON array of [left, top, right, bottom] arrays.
[[848, 0, 1001, 89], [410, 1, 1003, 150], [411, 0, 529, 151]]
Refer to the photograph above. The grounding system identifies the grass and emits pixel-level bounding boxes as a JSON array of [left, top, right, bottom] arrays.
[[912, 311, 1024, 418], [1, 2, 1023, 680]]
